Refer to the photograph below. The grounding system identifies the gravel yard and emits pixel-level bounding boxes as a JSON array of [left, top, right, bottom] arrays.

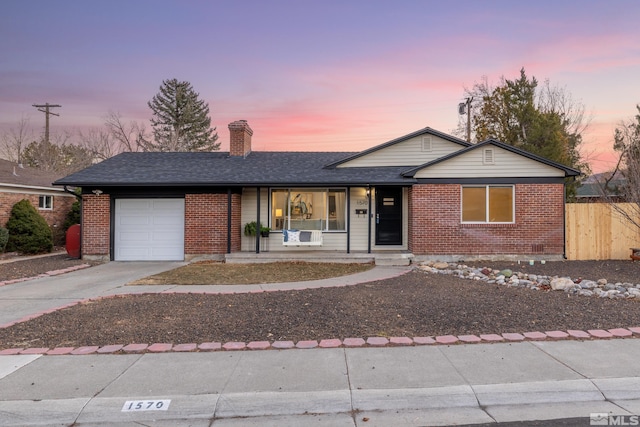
[[0, 255, 639, 350]]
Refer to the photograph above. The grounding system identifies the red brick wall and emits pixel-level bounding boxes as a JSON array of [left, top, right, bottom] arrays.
[[185, 193, 241, 254], [409, 183, 565, 256], [1, 192, 75, 244], [81, 194, 111, 257]]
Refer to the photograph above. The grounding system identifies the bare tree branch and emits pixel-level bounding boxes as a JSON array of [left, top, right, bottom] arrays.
[[599, 105, 640, 234], [0, 116, 34, 163]]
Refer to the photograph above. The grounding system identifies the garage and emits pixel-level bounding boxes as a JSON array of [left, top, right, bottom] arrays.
[[114, 198, 185, 261]]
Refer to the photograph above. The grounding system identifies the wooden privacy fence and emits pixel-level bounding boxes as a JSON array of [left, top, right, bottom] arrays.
[[565, 203, 640, 260]]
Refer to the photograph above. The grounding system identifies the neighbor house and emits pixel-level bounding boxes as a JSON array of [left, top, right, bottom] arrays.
[[1, 159, 76, 242], [54, 120, 579, 262]]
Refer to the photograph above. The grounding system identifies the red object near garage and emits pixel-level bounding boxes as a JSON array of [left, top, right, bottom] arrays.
[[65, 224, 81, 259]]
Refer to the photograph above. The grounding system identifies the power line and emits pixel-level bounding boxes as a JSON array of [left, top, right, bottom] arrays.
[[32, 103, 61, 143]]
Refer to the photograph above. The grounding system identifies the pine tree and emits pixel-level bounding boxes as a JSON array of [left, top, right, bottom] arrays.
[[146, 79, 219, 152], [5, 199, 53, 254]]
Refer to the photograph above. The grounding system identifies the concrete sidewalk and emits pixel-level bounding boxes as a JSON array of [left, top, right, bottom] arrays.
[[1, 261, 639, 425], [1, 340, 640, 425]]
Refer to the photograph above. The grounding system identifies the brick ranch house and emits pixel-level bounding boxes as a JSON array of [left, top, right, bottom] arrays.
[[1, 159, 76, 244], [54, 120, 580, 262]]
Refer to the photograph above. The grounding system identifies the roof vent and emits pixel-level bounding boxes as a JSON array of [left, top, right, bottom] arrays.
[[422, 137, 432, 152], [483, 148, 495, 165]]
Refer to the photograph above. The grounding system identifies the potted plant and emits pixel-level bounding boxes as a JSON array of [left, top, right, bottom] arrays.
[[244, 222, 270, 237], [244, 221, 258, 236]]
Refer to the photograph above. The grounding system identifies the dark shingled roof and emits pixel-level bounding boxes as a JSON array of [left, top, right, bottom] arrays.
[[0, 159, 65, 188], [54, 151, 418, 187]]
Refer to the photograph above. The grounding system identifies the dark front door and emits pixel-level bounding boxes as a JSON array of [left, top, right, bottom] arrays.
[[375, 187, 403, 245]]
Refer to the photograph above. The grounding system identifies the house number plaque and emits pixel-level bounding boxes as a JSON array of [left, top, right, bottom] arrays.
[[122, 399, 171, 412]]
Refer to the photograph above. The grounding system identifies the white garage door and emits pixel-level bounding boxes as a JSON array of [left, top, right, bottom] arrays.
[[114, 199, 185, 261]]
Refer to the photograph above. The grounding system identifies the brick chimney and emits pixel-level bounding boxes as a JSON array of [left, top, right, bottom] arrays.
[[228, 120, 253, 157]]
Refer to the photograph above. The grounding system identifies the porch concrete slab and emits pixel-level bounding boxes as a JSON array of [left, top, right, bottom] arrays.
[[0, 398, 90, 427], [593, 377, 640, 400], [99, 352, 242, 397], [223, 348, 348, 393], [440, 341, 582, 385], [473, 379, 603, 406], [485, 401, 631, 423], [0, 354, 141, 400], [0, 354, 41, 379], [345, 346, 465, 390], [531, 339, 640, 378], [215, 390, 352, 418], [213, 413, 355, 426], [354, 407, 494, 427], [351, 385, 477, 411], [75, 394, 219, 425]]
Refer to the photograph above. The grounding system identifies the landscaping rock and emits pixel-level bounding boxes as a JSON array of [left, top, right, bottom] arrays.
[[550, 277, 575, 291], [419, 261, 640, 302], [579, 280, 598, 289], [499, 269, 513, 278]]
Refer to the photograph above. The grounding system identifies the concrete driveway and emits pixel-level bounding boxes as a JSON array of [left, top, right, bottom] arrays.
[[0, 261, 184, 325]]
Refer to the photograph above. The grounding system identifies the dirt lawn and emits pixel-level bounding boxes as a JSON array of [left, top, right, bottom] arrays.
[[0, 257, 639, 350]]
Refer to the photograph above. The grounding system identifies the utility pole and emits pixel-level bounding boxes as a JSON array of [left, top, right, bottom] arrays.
[[458, 97, 473, 142], [32, 103, 61, 143]]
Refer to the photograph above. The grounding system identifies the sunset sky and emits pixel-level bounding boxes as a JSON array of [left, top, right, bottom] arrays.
[[1, 0, 639, 173]]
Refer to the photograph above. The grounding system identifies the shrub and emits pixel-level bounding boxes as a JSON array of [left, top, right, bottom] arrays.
[[5, 199, 53, 254], [63, 199, 81, 231], [0, 227, 8, 252]]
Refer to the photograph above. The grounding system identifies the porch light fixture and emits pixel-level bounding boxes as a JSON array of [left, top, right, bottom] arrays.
[[92, 189, 103, 195], [366, 185, 370, 198]]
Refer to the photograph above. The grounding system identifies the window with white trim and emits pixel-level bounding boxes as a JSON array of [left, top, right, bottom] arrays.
[[271, 188, 346, 231], [461, 185, 514, 223], [38, 195, 53, 210]]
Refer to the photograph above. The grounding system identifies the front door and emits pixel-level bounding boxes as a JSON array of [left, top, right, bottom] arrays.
[[375, 187, 403, 245]]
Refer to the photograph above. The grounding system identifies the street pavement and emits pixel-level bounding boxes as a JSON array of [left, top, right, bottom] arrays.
[[0, 259, 639, 426]]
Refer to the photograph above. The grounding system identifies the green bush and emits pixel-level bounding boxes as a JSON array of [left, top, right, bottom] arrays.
[[0, 227, 8, 252], [63, 199, 81, 231], [5, 199, 53, 254]]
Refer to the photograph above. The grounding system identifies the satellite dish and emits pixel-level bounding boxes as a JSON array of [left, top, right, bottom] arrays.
[[458, 102, 466, 115]]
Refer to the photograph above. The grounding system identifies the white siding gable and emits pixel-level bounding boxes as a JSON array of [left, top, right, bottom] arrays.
[[337, 134, 464, 167], [414, 144, 566, 178]]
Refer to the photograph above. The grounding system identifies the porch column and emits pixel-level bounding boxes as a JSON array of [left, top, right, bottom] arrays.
[[367, 185, 372, 254], [346, 186, 351, 253], [227, 189, 232, 254], [255, 186, 260, 253]]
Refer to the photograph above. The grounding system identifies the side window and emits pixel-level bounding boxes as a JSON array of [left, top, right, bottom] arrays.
[[38, 195, 53, 210], [462, 186, 513, 223]]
